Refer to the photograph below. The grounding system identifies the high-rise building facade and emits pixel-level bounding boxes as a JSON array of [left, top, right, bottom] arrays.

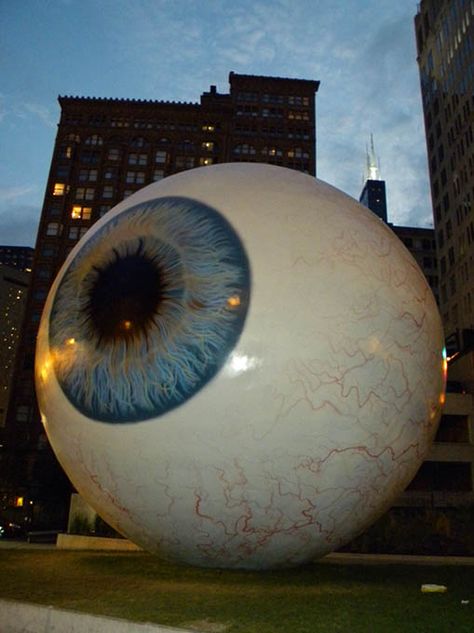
[[414, 1, 474, 512], [0, 264, 30, 430], [357, 138, 439, 302], [0, 246, 34, 273], [4, 72, 320, 521], [415, 0, 474, 348]]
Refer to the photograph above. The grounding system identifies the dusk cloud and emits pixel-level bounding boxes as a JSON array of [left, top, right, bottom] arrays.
[[1, 0, 432, 246]]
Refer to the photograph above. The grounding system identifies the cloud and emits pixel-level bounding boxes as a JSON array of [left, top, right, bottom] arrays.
[[22, 102, 56, 128], [0, 204, 40, 247], [0, 185, 36, 202], [0, 95, 56, 129]]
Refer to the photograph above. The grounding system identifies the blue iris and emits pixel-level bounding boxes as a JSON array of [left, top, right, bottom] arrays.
[[49, 196, 251, 423]]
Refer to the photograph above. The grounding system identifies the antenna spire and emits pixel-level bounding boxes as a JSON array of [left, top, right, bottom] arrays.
[[366, 133, 380, 181]]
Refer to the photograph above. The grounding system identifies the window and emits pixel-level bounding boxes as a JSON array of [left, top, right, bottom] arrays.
[[131, 137, 147, 148], [153, 169, 165, 181], [288, 95, 309, 106], [78, 169, 98, 182], [56, 166, 70, 179], [199, 157, 213, 166], [75, 187, 95, 201], [71, 205, 92, 220], [233, 144, 256, 155], [58, 145, 73, 159], [288, 147, 309, 159], [107, 148, 120, 161], [40, 245, 58, 258], [69, 226, 89, 240], [288, 110, 309, 121], [80, 150, 100, 165], [155, 150, 168, 164], [85, 134, 103, 145], [123, 189, 135, 198], [407, 461, 472, 491], [102, 185, 114, 199], [435, 415, 470, 443], [99, 205, 111, 217], [53, 183, 66, 196], [202, 124, 215, 132], [33, 289, 47, 301], [201, 141, 214, 152], [175, 156, 195, 170], [129, 153, 147, 166], [15, 405, 30, 423], [125, 171, 146, 184], [448, 246, 455, 266], [262, 146, 282, 158], [104, 167, 118, 180], [48, 203, 62, 217], [46, 222, 61, 236]]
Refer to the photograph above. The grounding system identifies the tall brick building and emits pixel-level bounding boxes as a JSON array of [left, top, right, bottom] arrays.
[[4, 72, 320, 525]]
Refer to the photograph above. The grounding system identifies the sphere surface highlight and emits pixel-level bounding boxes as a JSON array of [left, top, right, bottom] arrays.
[[36, 164, 445, 569]]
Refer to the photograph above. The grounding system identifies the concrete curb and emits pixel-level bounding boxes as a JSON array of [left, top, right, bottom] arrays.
[[324, 552, 474, 566], [0, 599, 193, 633], [56, 533, 142, 551]]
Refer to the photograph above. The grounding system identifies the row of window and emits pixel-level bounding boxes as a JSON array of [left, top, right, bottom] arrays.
[[236, 92, 310, 107], [235, 106, 311, 121], [61, 134, 218, 151]]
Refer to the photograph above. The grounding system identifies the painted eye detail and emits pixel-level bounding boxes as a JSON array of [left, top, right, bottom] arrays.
[[48, 196, 250, 423]]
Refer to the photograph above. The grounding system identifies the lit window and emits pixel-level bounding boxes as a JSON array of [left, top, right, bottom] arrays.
[[199, 157, 213, 166], [103, 185, 114, 199], [59, 145, 73, 159], [75, 187, 95, 201], [107, 148, 120, 161], [128, 153, 147, 166], [71, 206, 92, 220], [46, 222, 61, 236], [153, 169, 165, 181], [201, 142, 214, 152], [53, 183, 66, 196], [287, 147, 309, 159], [85, 134, 103, 145], [202, 124, 215, 132], [262, 146, 282, 157], [155, 150, 168, 164]]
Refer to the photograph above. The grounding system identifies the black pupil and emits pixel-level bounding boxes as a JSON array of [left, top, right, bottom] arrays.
[[88, 254, 163, 341]]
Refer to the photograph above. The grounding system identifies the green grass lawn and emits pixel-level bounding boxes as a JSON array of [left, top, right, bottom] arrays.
[[0, 550, 473, 632]]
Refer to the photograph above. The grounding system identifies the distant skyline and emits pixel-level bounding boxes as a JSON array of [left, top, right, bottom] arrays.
[[1, 0, 431, 246]]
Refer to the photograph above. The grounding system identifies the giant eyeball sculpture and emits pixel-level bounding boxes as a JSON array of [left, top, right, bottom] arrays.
[[36, 163, 445, 569]]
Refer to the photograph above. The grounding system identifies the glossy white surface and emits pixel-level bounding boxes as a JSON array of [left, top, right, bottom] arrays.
[[36, 164, 445, 569]]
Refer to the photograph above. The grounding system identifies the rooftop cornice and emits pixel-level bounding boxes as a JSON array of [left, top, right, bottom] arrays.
[[228, 71, 320, 90], [58, 95, 199, 107]]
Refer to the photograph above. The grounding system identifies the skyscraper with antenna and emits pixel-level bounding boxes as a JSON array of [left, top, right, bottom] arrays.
[[358, 134, 388, 223]]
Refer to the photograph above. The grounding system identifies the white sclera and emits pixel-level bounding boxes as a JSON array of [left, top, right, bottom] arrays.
[[36, 163, 445, 569]]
